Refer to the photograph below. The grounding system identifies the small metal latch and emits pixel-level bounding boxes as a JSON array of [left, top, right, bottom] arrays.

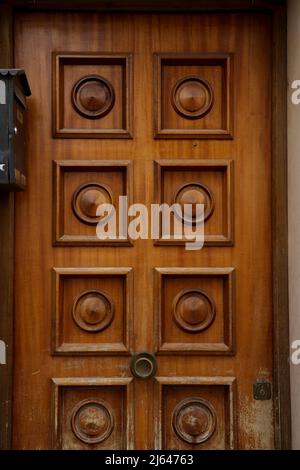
[[253, 380, 272, 400]]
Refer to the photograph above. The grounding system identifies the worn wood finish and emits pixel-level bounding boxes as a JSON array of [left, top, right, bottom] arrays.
[[154, 376, 237, 449], [12, 11, 278, 449], [0, 3, 14, 450], [51, 377, 134, 449]]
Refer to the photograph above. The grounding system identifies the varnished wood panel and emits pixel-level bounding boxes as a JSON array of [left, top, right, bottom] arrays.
[[52, 267, 133, 354], [52, 53, 133, 138], [53, 160, 133, 246], [154, 377, 237, 449], [154, 160, 234, 246], [51, 377, 134, 449], [12, 10, 278, 449], [154, 54, 234, 139], [154, 268, 235, 354]]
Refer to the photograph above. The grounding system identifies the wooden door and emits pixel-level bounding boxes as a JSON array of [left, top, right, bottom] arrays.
[[13, 11, 273, 449]]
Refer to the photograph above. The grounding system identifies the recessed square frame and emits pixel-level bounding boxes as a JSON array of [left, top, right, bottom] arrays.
[[154, 53, 234, 139], [154, 376, 237, 450], [53, 159, 133, 246], [51, 267, 133, 355], [50, 377, 134, 449], [154, 267, 235, 355], [154, 159, 234, 246], [52, 52, 133, 138]]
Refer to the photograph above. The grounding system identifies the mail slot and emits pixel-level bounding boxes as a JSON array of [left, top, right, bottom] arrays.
[[0, 69, 31, 190]]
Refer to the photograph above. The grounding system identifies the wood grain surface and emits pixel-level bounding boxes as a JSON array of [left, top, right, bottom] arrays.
[[13, 11, 274, 449]]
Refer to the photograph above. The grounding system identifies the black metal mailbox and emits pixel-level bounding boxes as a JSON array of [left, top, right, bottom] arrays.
[[0, 69, 31, 190]]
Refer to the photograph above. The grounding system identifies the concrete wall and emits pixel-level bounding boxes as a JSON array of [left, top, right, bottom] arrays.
[[288, 0, 300, 451]]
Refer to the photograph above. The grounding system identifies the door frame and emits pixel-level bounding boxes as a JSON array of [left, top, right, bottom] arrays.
[[0, 0, 290, 449]]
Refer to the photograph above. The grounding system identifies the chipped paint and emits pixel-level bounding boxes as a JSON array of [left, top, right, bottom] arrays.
[[239, 396, 274, 449]]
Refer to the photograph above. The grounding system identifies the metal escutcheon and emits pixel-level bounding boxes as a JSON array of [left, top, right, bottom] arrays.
[[130, 352, 157, 379], [253, 380, 272, 400]]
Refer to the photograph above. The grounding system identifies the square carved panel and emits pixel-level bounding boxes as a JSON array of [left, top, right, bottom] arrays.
[[154, 160, 234, 246], [52, 53, 133, 138], [154, 268, 235, 354], [154, 53, 233, 139], [154, 377, 236, 450], [53, 160, 133, 246], [51, 377, 134, 449], [52, 267, 133, 355]]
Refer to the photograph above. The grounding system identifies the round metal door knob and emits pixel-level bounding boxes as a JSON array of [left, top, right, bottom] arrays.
[[130, 352, 157, 379]]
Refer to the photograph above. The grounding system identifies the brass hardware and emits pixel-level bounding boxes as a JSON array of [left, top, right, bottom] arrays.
[[130, 352, 157, 379]]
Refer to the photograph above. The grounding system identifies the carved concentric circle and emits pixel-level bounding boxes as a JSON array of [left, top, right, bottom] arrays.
[[71, 398, 114, 444], [172, 288, 216, 333], [72, 75, 115, 119], [172, 397, 217, 444], [72, 182, 113, 225], [171, 75, 214, 119], [72, 289, 115, 332], [173, 182, 214, 224]]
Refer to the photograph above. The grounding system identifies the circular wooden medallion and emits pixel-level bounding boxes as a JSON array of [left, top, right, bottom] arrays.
[[71, 398, 114, 444], [72, 289, 115, 332], [173, 182, 214, 224], [72, 182, 113, 225], [171, 75, 214, 119], [172, 397, 217, 444], [172, 288, 216, 333], [72, 75, 115, 119]]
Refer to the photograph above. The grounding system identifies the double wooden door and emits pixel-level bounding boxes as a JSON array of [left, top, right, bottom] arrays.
[[13, 11, 273, 449]]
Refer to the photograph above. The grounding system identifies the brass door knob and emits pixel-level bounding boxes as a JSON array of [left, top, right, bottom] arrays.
[[130, 352, 157, 379]]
